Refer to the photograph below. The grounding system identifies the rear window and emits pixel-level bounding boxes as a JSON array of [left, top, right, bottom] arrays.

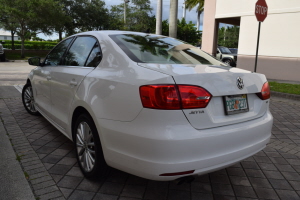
[[110, 34, 225, 66]]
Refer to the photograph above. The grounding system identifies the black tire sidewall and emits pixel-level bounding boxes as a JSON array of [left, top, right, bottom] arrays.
[[73, 113, 108, 179], [22, 83, 39, 116]]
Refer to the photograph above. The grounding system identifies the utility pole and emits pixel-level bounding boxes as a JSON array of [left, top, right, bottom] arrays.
[[124, 0, 130, 25], [156, 0, 162, 35]]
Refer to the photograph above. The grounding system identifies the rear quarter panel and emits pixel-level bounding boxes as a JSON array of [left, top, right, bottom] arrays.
[[68, 33, 175, 135]]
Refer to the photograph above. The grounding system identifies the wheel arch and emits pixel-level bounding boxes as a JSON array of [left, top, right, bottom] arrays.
[[71, 106, 92, 137], [26, 78, 31, 85], [222, 57, 233, 62]]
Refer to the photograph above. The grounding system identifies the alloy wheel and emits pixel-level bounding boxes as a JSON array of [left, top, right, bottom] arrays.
[[76, 121, 96, 172], [23, 85, 37, 113]]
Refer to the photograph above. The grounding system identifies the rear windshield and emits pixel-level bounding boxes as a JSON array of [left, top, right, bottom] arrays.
[[110, 34, 225, 66]]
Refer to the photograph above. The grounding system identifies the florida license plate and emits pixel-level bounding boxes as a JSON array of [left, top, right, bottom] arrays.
[[223, 94, 249, 115]]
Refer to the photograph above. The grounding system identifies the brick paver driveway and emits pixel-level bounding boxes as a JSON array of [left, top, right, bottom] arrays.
[[0, 96, 300, 200]]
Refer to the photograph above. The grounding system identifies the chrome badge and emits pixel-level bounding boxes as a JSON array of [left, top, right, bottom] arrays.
[[236, 77, 244, 90]]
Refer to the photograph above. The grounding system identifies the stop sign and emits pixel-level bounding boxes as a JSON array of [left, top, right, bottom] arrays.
[[255, 0, 268, 22]]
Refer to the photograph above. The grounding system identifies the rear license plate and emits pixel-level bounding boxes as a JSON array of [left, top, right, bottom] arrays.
[[223, 94, 249, 115]]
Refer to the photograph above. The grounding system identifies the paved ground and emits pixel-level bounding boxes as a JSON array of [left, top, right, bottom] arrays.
[[0, 87, 299, 200], [0, 61, 35, 86], [0, 62, 300, 199]]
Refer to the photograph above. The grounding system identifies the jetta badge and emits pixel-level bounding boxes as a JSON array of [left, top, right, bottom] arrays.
[[236, 77, 244, 90]]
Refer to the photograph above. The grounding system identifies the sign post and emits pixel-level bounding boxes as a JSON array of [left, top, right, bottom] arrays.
[[254, 0, 268, 72]]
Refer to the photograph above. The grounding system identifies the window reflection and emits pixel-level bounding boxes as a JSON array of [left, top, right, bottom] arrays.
[[86, 42, 102, 67], [64, 37, 98, 66], [110, 34, 225, 66], [44, 38, 73, 66]]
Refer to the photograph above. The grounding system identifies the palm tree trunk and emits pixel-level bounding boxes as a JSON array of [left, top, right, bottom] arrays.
[[169, 0, 178, 38], [156, 0, 162, 35], [197, 11, 201, 31]]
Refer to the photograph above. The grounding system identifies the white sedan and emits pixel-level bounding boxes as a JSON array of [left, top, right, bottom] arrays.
[[22, 31, 273, 181]]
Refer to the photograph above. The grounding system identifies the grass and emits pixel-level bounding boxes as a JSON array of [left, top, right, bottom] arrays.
[[24, 171, 29, 180], [16, 154, 24, 162], [269, 81, 300, 95]]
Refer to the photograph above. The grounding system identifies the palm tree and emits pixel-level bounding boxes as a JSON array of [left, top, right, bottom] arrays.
[[169, 0, 178, 38], [155, 0, 162, 35], [185, 0, 205, 31]]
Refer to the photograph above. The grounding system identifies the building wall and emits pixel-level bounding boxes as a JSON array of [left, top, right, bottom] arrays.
[[203, 0, 300, 82], [0, 36, 20, 41]]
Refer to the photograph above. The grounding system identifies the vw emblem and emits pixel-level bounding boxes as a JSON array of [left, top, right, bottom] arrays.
[[236, 77, 244, 90]]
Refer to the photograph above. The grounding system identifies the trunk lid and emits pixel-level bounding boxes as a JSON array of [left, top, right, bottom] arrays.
[[138, 63, 269, 129]]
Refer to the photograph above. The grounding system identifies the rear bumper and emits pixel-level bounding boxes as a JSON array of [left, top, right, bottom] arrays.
[[96, 109, 273, 181]]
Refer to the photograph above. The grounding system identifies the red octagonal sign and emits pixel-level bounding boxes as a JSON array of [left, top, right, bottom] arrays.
[[255, 0, 268, 22]]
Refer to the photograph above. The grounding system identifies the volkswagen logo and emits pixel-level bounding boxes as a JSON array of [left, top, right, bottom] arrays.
[[236, 77, 244, 90]]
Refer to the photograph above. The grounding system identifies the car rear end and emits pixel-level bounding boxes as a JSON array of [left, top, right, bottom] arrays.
[[101, 33, 273, 181], [0, 44, 5, 61]]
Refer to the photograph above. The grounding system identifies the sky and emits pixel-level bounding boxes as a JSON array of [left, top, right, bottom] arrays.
[[38, 0, 203, 40]]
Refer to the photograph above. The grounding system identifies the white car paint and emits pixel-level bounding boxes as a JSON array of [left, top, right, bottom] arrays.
[[27, 31, 273, 181]]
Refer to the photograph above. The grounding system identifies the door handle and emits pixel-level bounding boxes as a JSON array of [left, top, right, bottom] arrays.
[[70, 80, 78, 86], [46, 76, 51, 80]]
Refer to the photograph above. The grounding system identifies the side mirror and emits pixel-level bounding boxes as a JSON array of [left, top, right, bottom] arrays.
[[216, 50, 220, 54], [28, 57, 41, 66]]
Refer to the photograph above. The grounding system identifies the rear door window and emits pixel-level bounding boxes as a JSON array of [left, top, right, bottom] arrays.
[[44, 37, 73, 66], [64, 36, 100, 67]]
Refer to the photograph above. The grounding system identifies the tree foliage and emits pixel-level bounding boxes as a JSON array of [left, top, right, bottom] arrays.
[[108, 0, 154, 32], [159, 19, 201, 45], [218, 26, 240, 48], [0, 0, 65, 57], [185, 0, 205, 31], [57, 0, 109, 38]]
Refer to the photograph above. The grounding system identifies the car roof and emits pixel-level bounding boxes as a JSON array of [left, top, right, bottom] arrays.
[[73, 31, 162, 37]]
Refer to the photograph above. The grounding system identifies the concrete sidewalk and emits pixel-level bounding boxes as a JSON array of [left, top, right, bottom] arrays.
[[0, 100, 35, 199]]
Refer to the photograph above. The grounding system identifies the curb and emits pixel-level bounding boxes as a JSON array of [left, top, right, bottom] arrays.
[[6, 60, 28, 62], [271, 90, 300, 101]]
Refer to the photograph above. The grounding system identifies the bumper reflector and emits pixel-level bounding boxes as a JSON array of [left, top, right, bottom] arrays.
[[159, 170, 195, 176]]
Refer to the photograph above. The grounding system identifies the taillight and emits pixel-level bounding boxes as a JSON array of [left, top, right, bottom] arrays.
[[256, 82, 270, 100], [139, 85, 212, 110], [178, 85, 212, 109], [139, 85, 180, 109]]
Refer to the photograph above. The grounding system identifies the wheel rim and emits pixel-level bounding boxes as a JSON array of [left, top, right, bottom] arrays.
[[224, 60, 231, 65], [23, 86, 37, 112], [76, 122, 96, 172]]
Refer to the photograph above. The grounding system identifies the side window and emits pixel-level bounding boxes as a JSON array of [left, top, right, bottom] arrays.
[[64, 36, 99, 67], [86, 42, 102, 67], [44, 38, 73, 66]]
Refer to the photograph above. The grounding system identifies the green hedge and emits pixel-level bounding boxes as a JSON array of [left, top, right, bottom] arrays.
[[2, 40, 57, 50]]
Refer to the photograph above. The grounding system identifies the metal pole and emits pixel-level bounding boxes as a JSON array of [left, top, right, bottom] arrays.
[[156, 0, 162, 35], [254, 22, 261, 72]]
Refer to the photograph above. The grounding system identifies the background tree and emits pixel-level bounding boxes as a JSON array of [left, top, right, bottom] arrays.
[[0, 15, 18, 50], [185, 0, 205, 31], [157, 19, 201, 45], [218, 26, 240, 48], [55, 0, 109, 40], [108, 0, 153, 32], [0, 0, 65, 57]]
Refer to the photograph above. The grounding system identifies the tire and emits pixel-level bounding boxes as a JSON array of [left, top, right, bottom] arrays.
[[0, 55, 5, 62], [73, 113, 110, 179], [22, 83, 40, 115], [223, 59, 232, 66]]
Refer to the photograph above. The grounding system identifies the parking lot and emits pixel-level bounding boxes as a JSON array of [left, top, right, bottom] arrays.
[[0, 62, 300, 200]]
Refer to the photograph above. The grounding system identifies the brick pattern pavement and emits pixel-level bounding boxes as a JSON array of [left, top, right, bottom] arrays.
[[0, 97, 299, 200]]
